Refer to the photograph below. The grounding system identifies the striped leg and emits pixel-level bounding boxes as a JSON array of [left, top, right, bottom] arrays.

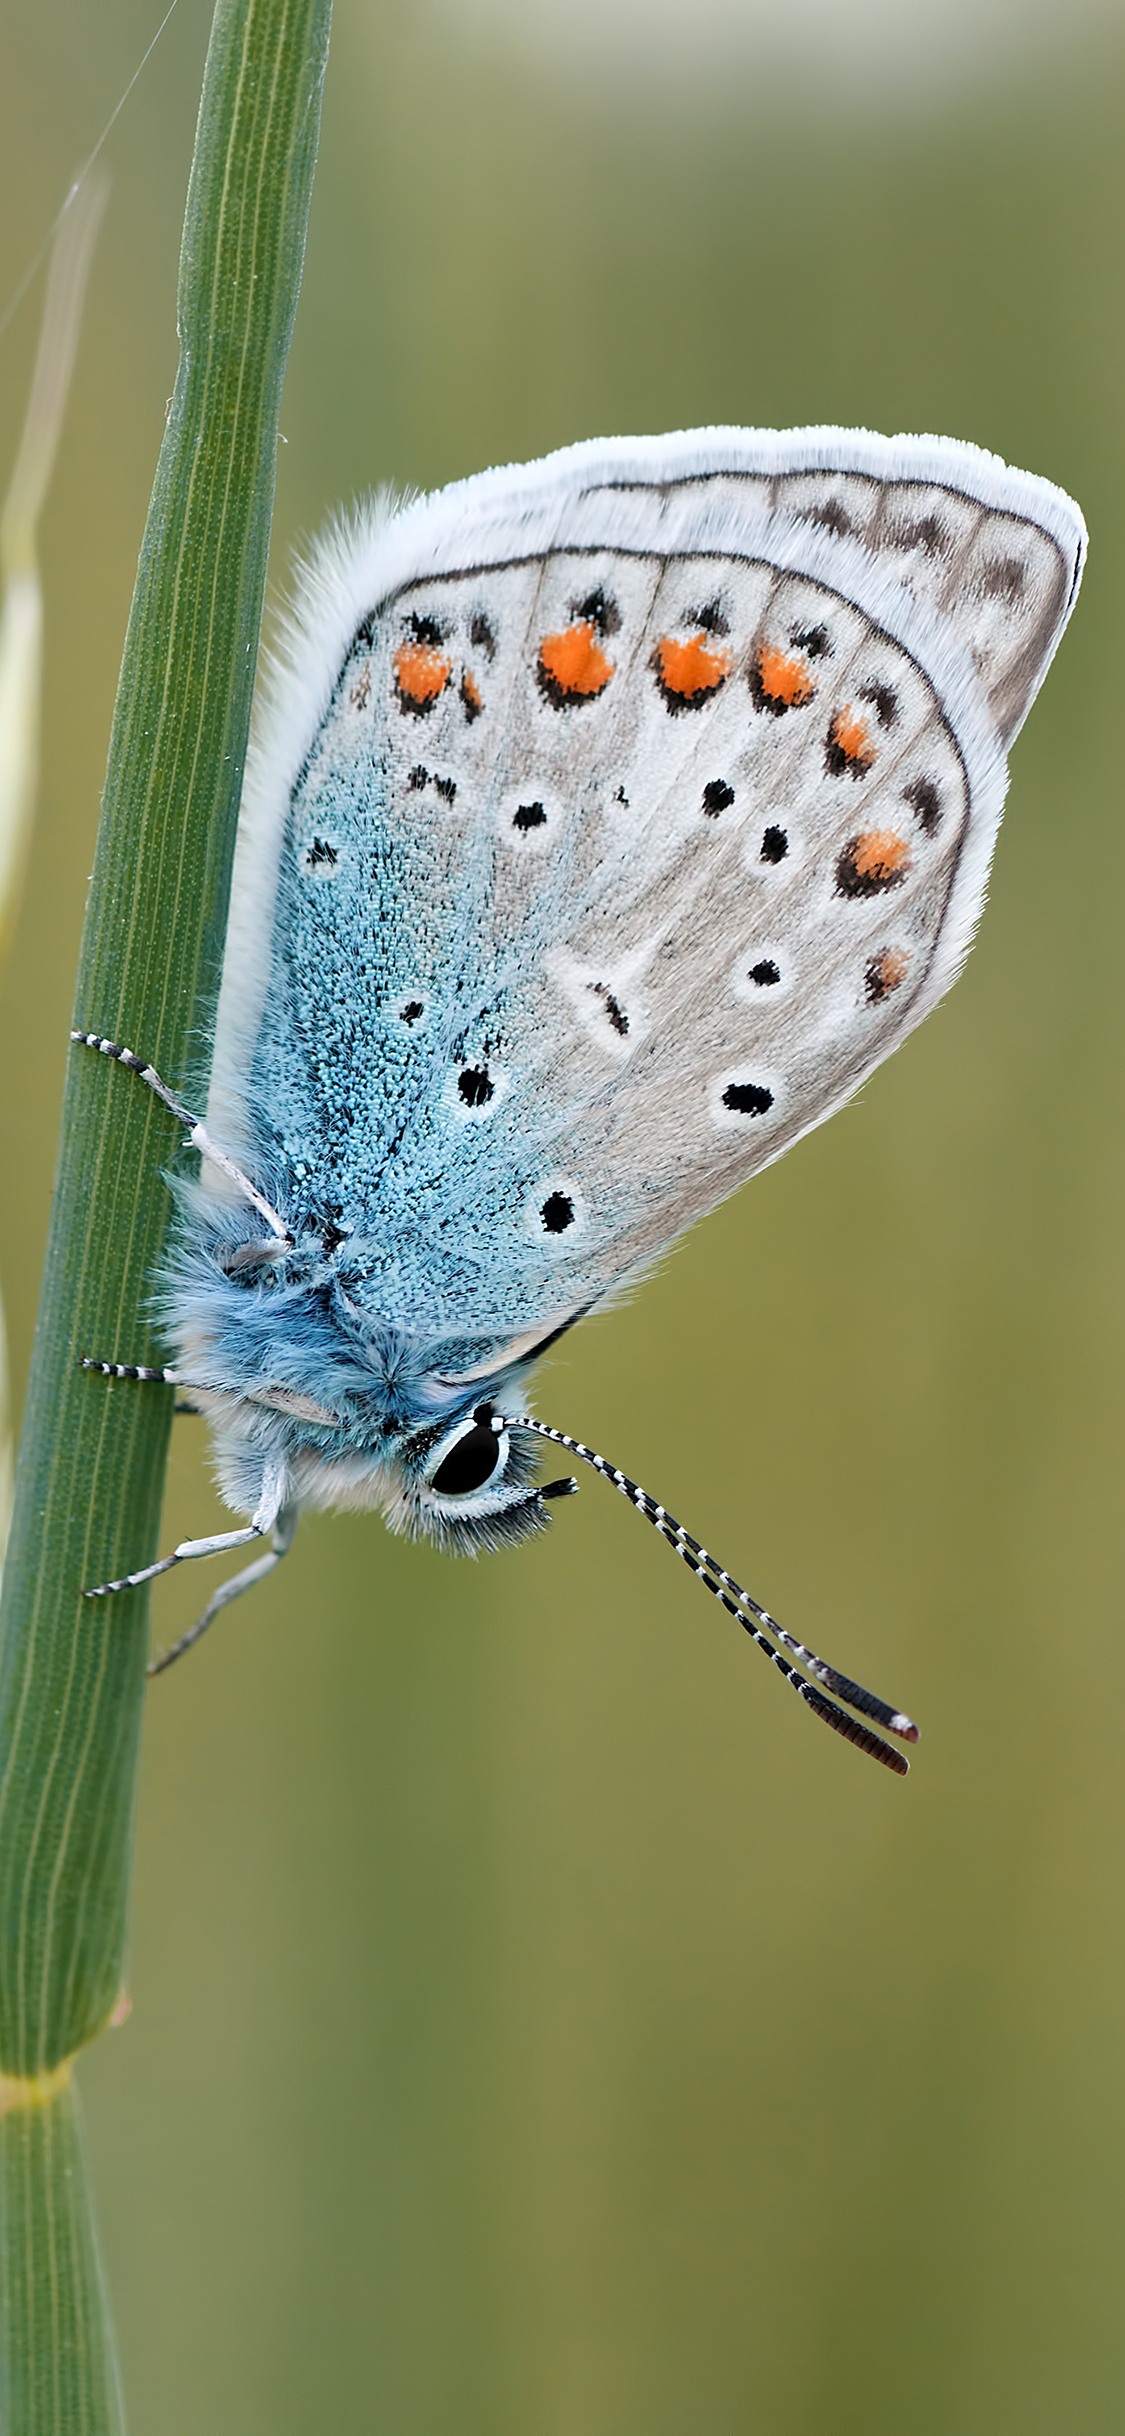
[[81, 1355, 207, 1411], [84, 1461, 288, 1601], [71, 1029, 293, 1247], [148, 1504, 298, 1676], [81, 1357, 180, 1386], [81, 1357, 343, 1430]]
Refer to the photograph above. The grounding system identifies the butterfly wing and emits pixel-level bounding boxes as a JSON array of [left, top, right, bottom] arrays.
[[213, 430, 1084, 1350]]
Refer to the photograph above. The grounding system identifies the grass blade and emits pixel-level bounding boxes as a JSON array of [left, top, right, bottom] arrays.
[[0, 0, 333, 2419]]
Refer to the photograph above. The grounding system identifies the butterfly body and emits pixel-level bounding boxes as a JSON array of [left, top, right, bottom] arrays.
[[162, 1202, 548, 1547], [79, 426, 1084, 1716]]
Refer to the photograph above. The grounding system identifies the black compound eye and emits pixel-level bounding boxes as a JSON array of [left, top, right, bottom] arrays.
[[431, 1416, 502, 1497]]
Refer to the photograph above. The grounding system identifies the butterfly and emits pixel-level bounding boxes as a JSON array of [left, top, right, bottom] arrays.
[[75, 425, 1085, 1772]]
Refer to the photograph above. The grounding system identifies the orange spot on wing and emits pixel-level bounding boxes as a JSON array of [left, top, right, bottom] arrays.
[[827, 705, 877, 774], [865, 946, 909, 1003], [853, 830, 908, 880], [537, 620, 614, 705], [836, 830, 911, 897], [652, 632, 732, 707], [751, 644, 817, 713], [460, 670, 482, 720], [394, 639, 452, 710]]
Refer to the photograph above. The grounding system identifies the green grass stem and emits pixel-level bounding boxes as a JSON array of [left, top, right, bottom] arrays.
[[0, 2078, 125, 2435], [0, 0, 332, 2418]]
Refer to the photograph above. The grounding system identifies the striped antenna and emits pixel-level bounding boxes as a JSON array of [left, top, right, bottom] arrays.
[[512, 1414, 918, 1777]]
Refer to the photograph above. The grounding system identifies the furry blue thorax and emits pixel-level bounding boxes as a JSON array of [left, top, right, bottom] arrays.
[[158, 1180, 552, 1549], [165, 1199, 525, 1421]]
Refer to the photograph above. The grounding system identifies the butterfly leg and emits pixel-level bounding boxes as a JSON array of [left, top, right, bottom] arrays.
[[147, 1503, 298, 1677], [81, 1357, 180, 1386], [80, 1355, 340, 1429], [84, 1460, 288, 1600], [80, 1354, 211, 1414], [70, 1029, 292, 1247]]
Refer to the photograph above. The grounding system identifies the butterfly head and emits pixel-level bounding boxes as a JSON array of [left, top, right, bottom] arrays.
[[385, 1400, 577, 1554]]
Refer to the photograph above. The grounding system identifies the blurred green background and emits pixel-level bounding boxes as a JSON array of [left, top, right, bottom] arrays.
[[2, 2, 1124, 2428]]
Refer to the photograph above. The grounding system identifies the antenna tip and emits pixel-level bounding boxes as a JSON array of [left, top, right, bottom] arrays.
[[890, 1712, 920, 1743]]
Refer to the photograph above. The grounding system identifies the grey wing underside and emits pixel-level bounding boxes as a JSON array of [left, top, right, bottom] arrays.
[[249, 452, 1084, 1339]]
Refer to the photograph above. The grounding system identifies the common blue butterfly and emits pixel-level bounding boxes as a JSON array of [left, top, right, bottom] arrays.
[[76, 426, 1085, 1771]]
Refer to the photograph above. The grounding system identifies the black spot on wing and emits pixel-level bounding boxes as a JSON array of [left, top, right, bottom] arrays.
[[540, 1192, 574, 1234], [722, 1081, 774, 1116], [589, 982, 628, 1037], [903, 776, 942, 835], [458, 1066, 494, 1107], [792, 624, 830, 658], [981, 555, 1026, 603], [887, 513, 946, 557], [572, 585, 620, 636], [686, 597, 729, 636], [702, 779, 734, 816], [805, 498, 852, 536], [858, 680, 898, 729]]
